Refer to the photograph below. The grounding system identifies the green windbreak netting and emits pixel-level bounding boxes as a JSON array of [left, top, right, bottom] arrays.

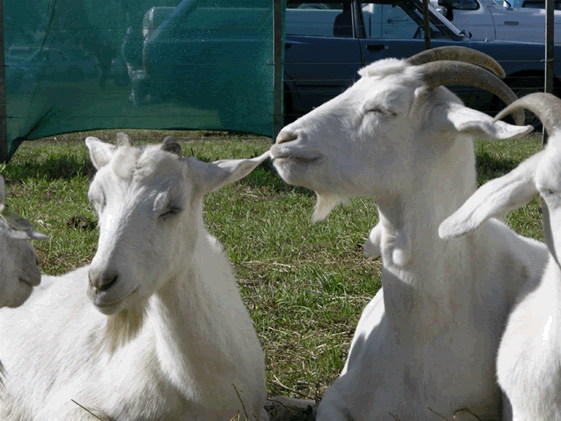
[[5, 0, 279, 158]]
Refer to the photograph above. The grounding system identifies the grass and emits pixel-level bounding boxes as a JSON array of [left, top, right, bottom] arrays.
[[0, 129, 545, 403]]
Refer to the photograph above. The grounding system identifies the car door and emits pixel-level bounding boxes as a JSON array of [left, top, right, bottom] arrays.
[[488, 1, 561, 43], [439, 0, 495, 40], [284, 1, 363, 117]]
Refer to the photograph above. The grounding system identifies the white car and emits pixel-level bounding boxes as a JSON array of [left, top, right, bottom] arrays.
[[431, 0, 561, 42]]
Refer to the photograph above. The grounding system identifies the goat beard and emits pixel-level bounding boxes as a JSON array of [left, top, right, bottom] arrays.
[[104, 304, 148, 353], [312, 192, 347, 223]]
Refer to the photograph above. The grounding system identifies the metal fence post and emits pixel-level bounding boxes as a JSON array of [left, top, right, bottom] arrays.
[[273, 0, 283, 141], [544, 0, 554, 146], [0, 0, 7, 162], [423, 0, 430, 50]]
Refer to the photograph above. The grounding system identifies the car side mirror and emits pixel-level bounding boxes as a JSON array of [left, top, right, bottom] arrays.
[[438, 0, 455, 19]]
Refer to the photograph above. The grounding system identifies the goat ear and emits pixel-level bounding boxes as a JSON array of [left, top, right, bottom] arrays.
[[442, 104, 533, 140], [189, 151, 270, 193], [6, 229, 49, 240], [439, 149, 544, 239], [85, 137, 117, 170]]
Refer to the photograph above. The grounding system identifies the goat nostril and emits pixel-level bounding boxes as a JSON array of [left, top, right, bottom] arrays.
[[275, 132, 298, 145], [89, 270, 118, 292], [98, 274, 118, 292]]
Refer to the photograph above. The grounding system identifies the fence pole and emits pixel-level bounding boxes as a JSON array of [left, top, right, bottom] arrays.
[[273, 0, 283, 141], [0, 0, 7, 162], [544, 0, 554, 146], [423, 0, 430, 50]]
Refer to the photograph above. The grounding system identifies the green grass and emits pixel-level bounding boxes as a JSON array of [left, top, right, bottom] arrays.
[[1, 130, 546, 402]]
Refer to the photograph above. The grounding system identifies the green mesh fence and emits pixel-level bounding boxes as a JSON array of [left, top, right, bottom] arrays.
[[5, 0, 282, 159]]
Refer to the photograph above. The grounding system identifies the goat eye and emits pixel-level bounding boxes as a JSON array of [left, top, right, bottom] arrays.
[[159, 207, 182, 219], [367, 108, 395, 117]]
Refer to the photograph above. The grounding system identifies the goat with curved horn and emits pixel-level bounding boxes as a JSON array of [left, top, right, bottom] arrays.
[[494, 92, 561, 135], [270, 46, 542, 420], [440, 92, 561, 421], [419, 61, 524, 125], [407, 46, 506, 78]]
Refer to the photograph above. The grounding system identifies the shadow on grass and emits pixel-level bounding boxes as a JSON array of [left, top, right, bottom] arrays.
[[7, 148, 314, 197], [476, 151, 519, 186], [6, 156, 95, 181]]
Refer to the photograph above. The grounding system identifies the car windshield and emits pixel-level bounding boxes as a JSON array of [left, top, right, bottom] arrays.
[[408, 0, 464, 37], [360, 0, 460, 39]]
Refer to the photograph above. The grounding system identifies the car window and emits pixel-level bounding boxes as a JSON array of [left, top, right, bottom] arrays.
[[172, 6, 271, 40], [361, 2, 448, 39], [286, 2, 352, 37], [448, 0, 479, 10]]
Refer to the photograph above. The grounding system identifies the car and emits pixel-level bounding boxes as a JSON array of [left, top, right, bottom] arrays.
[[430, 0, 561, 42], [521, 0, 561, 7], [142, 0, 561, 126], [143, 7, 176, 40], [282, 0, 561, 125]]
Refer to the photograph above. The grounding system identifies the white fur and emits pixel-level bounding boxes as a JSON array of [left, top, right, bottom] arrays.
[[0, 175, 47, 309], [270, 57, 547, 420], [0, 138, 269, 421], [440, 130, 561, 421]]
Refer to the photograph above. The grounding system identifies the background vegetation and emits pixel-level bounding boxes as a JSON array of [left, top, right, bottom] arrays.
[[1, 129, 544, 402]]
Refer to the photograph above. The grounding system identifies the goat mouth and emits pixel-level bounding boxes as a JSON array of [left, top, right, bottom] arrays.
[[93, 287, 139, 311], [272, 152, 322, 165]]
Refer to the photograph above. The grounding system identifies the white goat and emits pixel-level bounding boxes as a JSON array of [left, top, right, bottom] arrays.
[[0, 134, 269, 421], [270, 47, 548, 420], [0, 175, 47, 309], [440, 92, 561, 421]]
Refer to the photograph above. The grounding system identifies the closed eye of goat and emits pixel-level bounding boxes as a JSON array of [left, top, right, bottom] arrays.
[[0, 134, 269, 421], [270, 46, 548, 421], [440, 92, 561, 421]]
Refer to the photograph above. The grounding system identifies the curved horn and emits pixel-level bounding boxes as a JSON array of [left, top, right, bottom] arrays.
[[161, 136, 183, 157], [419, 61, 524, 126], [407, 46, 505, 78], [494, 92, 561, 136], [115, 132, 133, 147]]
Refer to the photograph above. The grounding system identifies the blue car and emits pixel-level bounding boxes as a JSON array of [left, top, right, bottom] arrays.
[[143, 0, 560, 126], [283, 0, 560, 125]]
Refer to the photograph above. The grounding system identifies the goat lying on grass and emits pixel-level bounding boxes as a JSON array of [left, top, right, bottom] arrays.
[[0, 134, 269, 421], [440, 92, 561, 421], [270, 46, 547, 420], [0, 175, 47, 309], [0, 175, 47, 384]]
